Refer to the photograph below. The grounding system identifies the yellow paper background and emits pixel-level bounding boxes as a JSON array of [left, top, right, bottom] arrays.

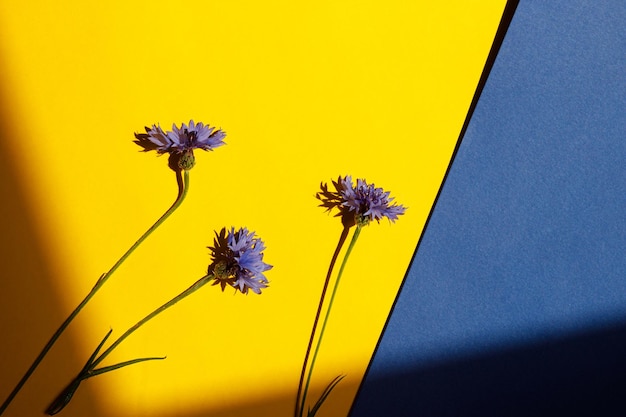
[[0, 1, 506, 416]]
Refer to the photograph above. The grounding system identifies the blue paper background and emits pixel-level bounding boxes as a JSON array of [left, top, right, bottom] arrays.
[[351, 1, 626, 415]]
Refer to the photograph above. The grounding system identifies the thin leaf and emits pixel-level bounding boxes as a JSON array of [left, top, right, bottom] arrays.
[[87, 356, 166, 378], [83, 328, 113, 373], [308, 375, 346, 417]]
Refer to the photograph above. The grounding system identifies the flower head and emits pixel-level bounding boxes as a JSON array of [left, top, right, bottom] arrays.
[[207, 227, 272, 294], [317, 175, 406, 227], [134, 120, 226, 170]]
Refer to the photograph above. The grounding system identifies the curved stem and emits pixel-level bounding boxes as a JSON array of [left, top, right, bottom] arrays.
[[89, 274, 212, 370], [0, 170, 190, 416], [299, 225, 362, 417], [294, 226, 350, 417], [46, 274, 213, 415]]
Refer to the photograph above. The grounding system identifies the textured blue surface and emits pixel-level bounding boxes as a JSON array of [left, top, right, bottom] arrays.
[[351, 1, 626, 416]]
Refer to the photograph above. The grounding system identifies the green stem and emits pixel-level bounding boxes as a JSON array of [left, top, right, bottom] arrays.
[[89, 274, 212, 370], [0, 170, 190, 416], [46, 274, 213, 415], [299, 225, 362, 417], [294, 226, 350, 417]]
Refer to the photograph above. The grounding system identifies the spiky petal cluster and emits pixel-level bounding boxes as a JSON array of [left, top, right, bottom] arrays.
[[134, 120, 226, 170], [207, 227, 272, 295], [317, 175, 406, 226], [134, 120, 226, 154]]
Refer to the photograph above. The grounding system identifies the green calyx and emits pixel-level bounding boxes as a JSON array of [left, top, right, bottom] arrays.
[[213, 261, 238, 281], [356, 214, 370, 228], [178, 151, 196, 171]]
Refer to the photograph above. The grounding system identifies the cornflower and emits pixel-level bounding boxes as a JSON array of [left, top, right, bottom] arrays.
[[295, 176, 406, 417], [134, 120, 226, 171], [47, 227, 271, 415]]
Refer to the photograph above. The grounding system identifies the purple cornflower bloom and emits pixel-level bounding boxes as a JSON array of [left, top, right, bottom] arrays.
[[134, 120, 226, 170], [207, 227, 272, 295], [317, 175, 406, 226]]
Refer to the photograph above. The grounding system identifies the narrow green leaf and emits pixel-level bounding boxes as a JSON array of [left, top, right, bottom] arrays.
[[83, 328, 113, 373], [87, 356, 166, 378], [307, 375, 346, 417]]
